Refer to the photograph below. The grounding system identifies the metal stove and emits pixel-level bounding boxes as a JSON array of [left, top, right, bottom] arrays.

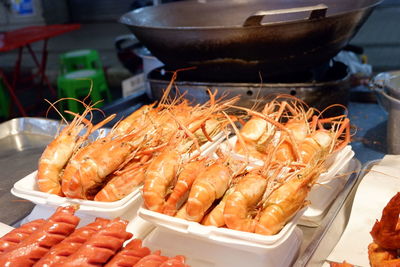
[[148, 60, 351, 114]]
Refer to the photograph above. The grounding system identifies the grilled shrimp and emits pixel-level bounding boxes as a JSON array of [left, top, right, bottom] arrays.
[[94, 156, 150, 202], [278, 115, 350, 165], [223, 172, 268, 232], [254, 165, 321, 235], [163, 158, 207, 216], [274, 116, 312, 163], [62, 132, 143, 199], [37, 109, 103, 196], [143, 149, 180, 212], [113, 103, 157, 136], [234, 116, 273, 161], [143, 129, 208, 213], [37, 116, 92, 196], [37, 110, 115, 196], [201, 187, 234, 227], [185, 160, 233, 222], [234, 98, 299, 160]]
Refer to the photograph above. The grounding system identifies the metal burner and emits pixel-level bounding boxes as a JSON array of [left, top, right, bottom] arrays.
[[148, 61, 351, 114]]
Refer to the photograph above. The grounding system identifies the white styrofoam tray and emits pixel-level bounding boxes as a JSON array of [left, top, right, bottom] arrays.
[[135, 155, 356, 266], [138, 205, 305, 267], [138, 205, 305, 251], [11, 172, 143, 219], [142, 226, 303, 267], [12, 171, 140, 208]]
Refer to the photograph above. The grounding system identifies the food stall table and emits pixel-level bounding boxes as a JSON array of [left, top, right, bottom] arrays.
[[0, 24, 81, 117], [0, 92, 389, 265]]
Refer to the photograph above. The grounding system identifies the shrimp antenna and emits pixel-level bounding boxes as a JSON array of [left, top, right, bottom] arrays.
[[46, 97, 89, 119], [44, 99, 68, 124], [318, 104, 348, 120], [159, 67, 196, 106], [222, 111, 250, 167]]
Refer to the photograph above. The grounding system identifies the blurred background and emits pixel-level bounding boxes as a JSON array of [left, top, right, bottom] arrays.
[[0, 0, 399, 121]]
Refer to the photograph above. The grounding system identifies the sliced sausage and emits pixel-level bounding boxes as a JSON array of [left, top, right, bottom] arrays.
[[0, 219, 46, 255], [34, 218, 109, 267], [59, 218, 132, 266], [0, 206, 79, 266]]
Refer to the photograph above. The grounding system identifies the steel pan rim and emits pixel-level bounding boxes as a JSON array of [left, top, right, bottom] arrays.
[[119, 0, 381, 31], [148, 70, 351, 87]]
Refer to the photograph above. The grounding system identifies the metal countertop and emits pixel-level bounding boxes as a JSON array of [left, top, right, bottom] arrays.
[[347, 100, 387, 164]]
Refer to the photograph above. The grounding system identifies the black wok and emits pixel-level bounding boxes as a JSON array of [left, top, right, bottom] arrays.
[[120, 0, 381, 76]]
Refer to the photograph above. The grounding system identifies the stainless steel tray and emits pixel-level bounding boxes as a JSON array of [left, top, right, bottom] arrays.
[[294, 158, 374, 266], [0, 117, 61, 225]]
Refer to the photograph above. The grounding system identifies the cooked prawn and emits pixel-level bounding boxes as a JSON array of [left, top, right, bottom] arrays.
[[37, 108, 114, 196], [234, 97, 310, 161], [201, 187, 234, 227], [234, 106, 302, 162], [297, 115, 350, 164], [274, 104, 314, 163], [254, 164, 322, 235], [142, 95, 236, 212], [94, 157, 150, 202], [175, 203, 189, 220], [185, 159, 233, 222], [113, 103, 156, 136], [61, 131, 144, 199], [143, 149, 181, 212], [163, 158, 207, 216], [223, 172, 268, 232]]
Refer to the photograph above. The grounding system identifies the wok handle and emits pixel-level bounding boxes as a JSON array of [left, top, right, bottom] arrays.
[[243, 4, 328, 27], [369, 72, 392, 112]]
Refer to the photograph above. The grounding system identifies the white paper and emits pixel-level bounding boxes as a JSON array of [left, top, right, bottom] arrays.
[[327, 156, 400, 266], [0, 222, 14, 237]]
